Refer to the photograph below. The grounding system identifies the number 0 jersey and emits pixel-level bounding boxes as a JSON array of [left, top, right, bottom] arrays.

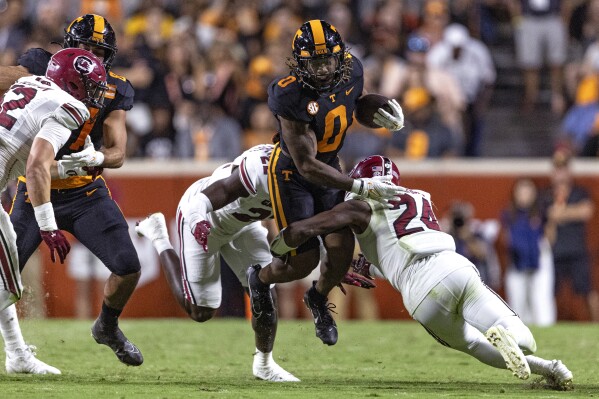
[[267, 55, 364, 165], [0, 76, 89, 191], [180, 145, 273, 237], [348, 189, 473, 314]]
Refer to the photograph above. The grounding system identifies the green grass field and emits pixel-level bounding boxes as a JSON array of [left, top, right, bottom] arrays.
[[0, 319, 597, 398]]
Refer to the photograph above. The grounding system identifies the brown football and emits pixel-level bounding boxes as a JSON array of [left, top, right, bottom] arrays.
[[355, 94, 392, 129]]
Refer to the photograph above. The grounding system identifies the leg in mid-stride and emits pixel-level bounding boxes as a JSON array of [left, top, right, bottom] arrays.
[[136, 212, 299, 382], [412, 264, 572, 390], [0, 206, 59, 374]]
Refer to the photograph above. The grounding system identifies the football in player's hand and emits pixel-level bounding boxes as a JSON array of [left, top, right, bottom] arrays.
[[355, 94, 392, 129]]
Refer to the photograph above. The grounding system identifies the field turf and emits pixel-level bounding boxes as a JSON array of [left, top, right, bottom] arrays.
[[1, 319, 597, 398]]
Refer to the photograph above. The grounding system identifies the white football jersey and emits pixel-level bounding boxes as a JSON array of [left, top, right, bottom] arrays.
[[350, 188, 473, 314], [0, 75, 89, 190], [185, 144, 273, 236]]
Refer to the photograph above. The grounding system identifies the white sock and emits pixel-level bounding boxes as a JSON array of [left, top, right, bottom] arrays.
[[0, 304, 26, 353], [254, 348, 274, 367], [526, 355, 552, 376], [153, 238, 173, 254]]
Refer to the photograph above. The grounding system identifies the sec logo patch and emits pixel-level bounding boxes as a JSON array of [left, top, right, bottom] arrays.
[[307, 101, 319, 115]]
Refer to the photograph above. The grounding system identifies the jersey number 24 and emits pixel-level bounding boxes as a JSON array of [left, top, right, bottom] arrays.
[[392, 194, 440, 238]]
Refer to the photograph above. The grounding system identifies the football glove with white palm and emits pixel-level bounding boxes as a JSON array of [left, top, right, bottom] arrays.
[[373, 99, 404, 131], [61, 136, 104, 167], [350, 175, 404, 206]]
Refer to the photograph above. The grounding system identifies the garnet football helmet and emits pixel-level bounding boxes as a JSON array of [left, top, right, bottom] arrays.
[[349, 155, 401, 186], [46, 48, 108, 109], [64, 14, 117, 70], [290, 19, 351, 92]]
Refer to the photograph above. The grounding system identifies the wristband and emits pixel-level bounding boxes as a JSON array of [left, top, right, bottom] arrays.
[[34, 202, 58, 231], [351, 179, 365, 196]]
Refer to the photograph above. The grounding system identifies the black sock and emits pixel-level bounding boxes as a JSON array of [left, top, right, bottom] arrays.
[[310, 281, 327, 300], [252, 265, 269, 289], [100, 302, 122, 327]]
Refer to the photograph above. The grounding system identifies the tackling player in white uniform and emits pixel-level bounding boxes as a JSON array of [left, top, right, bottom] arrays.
[[0, 48, 107, 374], [269, 155, 573, 390], [136, 144, 300, 382], [136, 144, 374, 381]]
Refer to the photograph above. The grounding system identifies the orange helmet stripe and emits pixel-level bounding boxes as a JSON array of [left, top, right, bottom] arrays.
[[292, 29, 302, 50], [92, 14, 104, 41], [67, 16, 83, 32], [309, 20, 327, 54]]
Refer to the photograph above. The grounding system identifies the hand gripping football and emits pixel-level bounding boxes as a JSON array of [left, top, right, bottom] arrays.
[[355, 94, 392, 129]]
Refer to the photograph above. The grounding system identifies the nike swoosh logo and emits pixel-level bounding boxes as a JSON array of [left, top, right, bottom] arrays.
[[124, 341, 140, 353], [86, 188, 98, 197], [345, 87, 354, 96], [249, 292, 263, 318]]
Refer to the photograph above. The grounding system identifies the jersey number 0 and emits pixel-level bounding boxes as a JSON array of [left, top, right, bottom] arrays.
[[318, 105, 347, 153]]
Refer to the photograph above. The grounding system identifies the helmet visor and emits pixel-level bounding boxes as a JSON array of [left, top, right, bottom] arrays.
[[304, 55, 339, 87], [83, 77, 108, 109]]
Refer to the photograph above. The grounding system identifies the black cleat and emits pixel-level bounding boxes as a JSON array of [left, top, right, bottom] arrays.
[[303, 281, 338, 346], [246, 265, 276, 324], [91, 318, 143, 366]]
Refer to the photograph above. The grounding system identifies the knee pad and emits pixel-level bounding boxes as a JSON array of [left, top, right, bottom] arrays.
[[110, 248, 142, 276]]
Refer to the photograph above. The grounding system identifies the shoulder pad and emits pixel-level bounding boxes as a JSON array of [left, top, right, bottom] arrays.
[[350, 55, 364, 78], [267, 76, 311, 123], [236, 145, 273, 197], [53, 100, 90, 130], [18, 48, 52, 76], [108, 71, 127, 82], [106, 74, 134, 111]]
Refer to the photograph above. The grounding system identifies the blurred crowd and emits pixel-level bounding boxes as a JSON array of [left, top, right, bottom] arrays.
[[2, 0, 599, 322], [2, 0, 599, 162], [442, 148, 599, 324]]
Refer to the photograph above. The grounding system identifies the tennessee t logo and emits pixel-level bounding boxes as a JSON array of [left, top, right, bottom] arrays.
[[329, 94, 336, 102], [282, 170, 293, 181]]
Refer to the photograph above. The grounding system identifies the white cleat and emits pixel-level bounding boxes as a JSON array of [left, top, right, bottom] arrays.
[[485, 325, 530, 380], [135, 213, 169, 242], [545, 360, 573, 390], [6, 345, 61, 375], [253, 362, 300, 382]]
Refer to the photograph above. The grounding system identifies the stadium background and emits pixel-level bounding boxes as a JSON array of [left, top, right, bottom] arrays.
[[2, 0, 599, 322], [30, 159, 599, 323]]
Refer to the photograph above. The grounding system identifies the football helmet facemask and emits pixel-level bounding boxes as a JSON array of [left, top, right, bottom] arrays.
[[349, 155, 401, 186], [290, 19, 351, 93], [64, 14, 117, 71], [46, 48, 108, 109]]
